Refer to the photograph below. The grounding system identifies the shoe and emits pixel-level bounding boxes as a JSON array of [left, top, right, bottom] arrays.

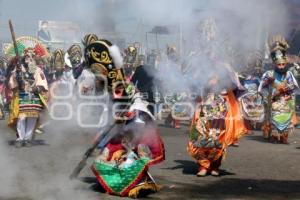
[[231, 141, 239, 147], [128, 182, 159, 198], [24, 140, 32, 147], [35, 129, 43, 134], [15, 140, 23, 148], [197, 168, 207, 177], [211, 170, 220, 176]]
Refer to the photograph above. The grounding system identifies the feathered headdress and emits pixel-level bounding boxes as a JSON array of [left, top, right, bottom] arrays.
[[268, 35, 289, 64]]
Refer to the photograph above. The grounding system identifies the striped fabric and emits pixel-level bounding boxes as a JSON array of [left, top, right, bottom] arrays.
[[18, 92, 43, 118]]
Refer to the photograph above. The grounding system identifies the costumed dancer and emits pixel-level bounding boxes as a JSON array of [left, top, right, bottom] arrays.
[[75, 34, 100, 96], [64, 44, 84, 80], [62, 50, 76, 85], [49, 49, 75, 99], [33, 51, 51, 134], [123, 45, 140, 82], [49, 49, 65, 83], [130, 49, 161, 117], [187, 18, 247, 176], [8, 47, 48, 147], [187, 61, 248, 177], [72, 33, 99, 80], [238, 51, 265, 131], [163, 46, 184, 128], [83, 39, 165, 198], [286, 55, 300, 128], [0, 57, 7, 119], [259, 35, 299, 143]]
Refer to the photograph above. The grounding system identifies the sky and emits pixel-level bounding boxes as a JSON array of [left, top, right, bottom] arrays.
[[0, 0, 300, 52], [0, 0, 203, 38], [0, 0, 208, 51], [0, 0, 100, 38]]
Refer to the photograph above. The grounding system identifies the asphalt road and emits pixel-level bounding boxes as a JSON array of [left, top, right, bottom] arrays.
[[0, 119, 299, 200]]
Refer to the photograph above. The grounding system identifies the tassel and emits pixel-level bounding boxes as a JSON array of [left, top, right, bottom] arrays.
[[128, 182, 161, 198]]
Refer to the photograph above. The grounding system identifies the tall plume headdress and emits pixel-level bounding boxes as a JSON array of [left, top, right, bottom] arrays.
[[268, 35, 289, 65]]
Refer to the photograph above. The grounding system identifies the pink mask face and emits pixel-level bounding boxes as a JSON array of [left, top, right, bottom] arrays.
[[113, 86, 124, 99], [276, 63, 286, 69]]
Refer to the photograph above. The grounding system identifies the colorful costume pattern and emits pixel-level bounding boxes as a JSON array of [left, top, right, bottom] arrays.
[[188, 90, 247, 172], [82, 38, 165, 198], [0, 66, 5, 119], [239, 75, 265, 126], [259, 70, 298, 139], [8, 60, 48, 146], [92, 124, 164, 197]]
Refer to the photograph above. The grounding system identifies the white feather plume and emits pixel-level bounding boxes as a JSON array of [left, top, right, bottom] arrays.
[[64, 52, 72, 68], [108, 45, 123, 69]]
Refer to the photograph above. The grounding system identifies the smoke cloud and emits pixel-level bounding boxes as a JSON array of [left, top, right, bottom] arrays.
[[0, 0, 295, 199]]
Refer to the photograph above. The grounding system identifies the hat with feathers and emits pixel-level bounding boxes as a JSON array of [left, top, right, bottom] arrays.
[[85, 39, 124, 92], [269, 35, 289, 64]]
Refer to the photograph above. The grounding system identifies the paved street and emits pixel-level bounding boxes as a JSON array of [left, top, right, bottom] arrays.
[[0, 119, 299, 200]]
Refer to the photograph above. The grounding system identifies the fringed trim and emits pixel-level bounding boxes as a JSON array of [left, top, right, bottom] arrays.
[[119, 165, 148, 196], [128, 182, 160, 199], [19, 111, 39, 118]]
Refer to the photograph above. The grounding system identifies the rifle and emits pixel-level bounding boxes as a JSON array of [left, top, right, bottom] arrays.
[[69, 123, 117, 179], [7, 19, 23, 90], [9, 20, 19, 59], [70, 102, 131, 179]]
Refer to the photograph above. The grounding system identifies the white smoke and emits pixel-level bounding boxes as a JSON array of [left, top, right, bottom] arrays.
[[0, 123, 17, 198], [120, 0, 292, 95], [0, 0, 295, 199]]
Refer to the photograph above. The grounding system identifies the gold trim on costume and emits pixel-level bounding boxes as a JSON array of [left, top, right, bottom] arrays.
[[89, 47, 112, 64]]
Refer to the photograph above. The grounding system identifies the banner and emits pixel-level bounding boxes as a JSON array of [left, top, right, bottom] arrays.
[[37, 20, 80, 43]]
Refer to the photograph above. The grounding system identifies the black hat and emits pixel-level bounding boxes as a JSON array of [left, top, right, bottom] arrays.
[[85, 39, 124, 91]]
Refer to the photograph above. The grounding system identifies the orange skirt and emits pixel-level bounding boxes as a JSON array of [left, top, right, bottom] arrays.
[[187, 90, 248, 167], [224, 90, 248, 145], [187, 142, 224, 169]]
